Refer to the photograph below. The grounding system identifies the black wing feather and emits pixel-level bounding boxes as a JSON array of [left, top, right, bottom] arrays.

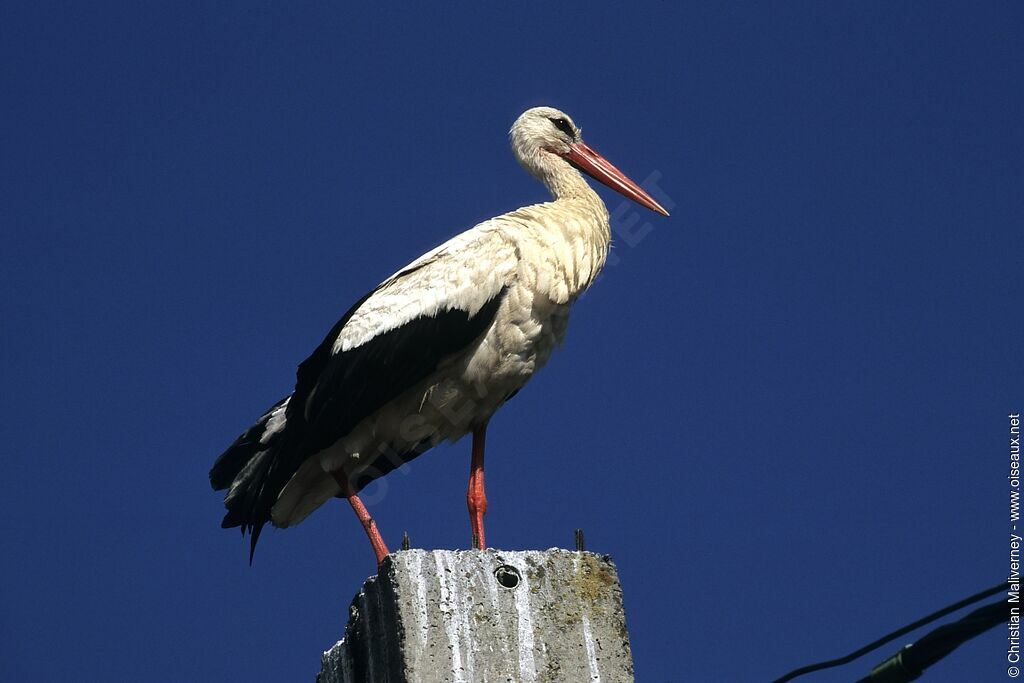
[[297, 289, 507, 455], [212, 283, 507, 560]]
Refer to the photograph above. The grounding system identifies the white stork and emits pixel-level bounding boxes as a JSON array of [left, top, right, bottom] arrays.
[[210, 106, 668, 565]]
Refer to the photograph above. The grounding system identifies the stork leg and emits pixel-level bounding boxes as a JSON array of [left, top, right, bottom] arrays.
[[332, 471, 390, 566], [467, 422, 489, 550]]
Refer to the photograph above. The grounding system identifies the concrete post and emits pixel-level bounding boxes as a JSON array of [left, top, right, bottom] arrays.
[[317, 549, 634, 683]]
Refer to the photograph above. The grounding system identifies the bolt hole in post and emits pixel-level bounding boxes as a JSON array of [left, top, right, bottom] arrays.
[[494, 565, 521, 589]]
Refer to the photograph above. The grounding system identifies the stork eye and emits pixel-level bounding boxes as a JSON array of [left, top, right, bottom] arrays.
[[549, 117, 575, 138]]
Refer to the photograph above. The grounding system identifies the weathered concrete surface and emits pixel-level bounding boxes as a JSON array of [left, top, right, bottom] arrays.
[[318, 549, 634, 683]]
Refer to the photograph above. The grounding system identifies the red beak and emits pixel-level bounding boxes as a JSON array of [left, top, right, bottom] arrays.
[[561, 141, 669, 216]]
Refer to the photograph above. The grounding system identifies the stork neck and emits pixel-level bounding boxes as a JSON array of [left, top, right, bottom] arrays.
[[541, 158, 603, 208]]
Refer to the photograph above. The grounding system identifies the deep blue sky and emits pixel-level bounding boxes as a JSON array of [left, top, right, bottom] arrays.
[[2, 3, 1021, 681]]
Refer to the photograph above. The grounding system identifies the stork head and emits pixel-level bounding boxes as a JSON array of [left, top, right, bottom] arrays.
[[509, 106, 669, 216]]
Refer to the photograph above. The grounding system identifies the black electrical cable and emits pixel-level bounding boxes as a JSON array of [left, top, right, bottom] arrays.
[[855, 599, 1011, 682], [771, 581, 1010, 683]]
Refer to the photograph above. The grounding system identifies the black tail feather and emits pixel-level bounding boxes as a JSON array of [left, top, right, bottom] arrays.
[[209, 396, 289, 491], [209, 396, 291, 562]]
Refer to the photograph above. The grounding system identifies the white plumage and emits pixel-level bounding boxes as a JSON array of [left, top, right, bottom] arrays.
[[210, 106, 668, 563]]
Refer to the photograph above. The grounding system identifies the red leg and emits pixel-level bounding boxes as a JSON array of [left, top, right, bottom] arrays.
[[333, 470, 390, 566], [467, 422, 489, 550]]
